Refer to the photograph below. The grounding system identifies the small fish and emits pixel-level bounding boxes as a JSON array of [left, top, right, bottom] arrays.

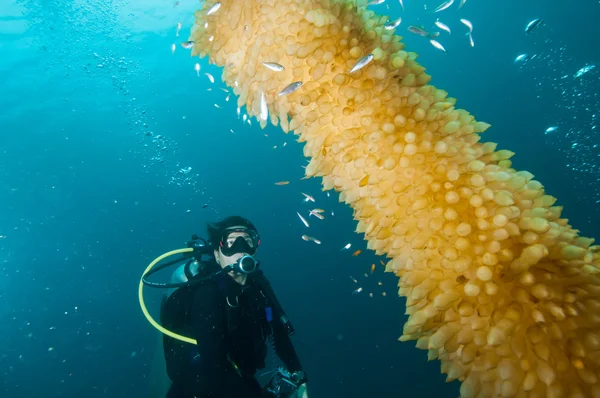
[[433, 0, 454, 13], [368, 0, 385, 4], [384, 17, 402, 30], [176, 22, 182, 36], [214, 104, 220, 108], [301, 235, 321, 244], [243, 114, 247, 122], [371, 264, 376, 273], [297, 212, 310, 228], [350, 54, 374, 73], [468, 32, 475, 47], [435, 20, 451, 34], [408, 25, 430, 37], [302, 192, 315, 202], [350, 276, 358, 283], [206, 2, 221, 16], [262, 62, 285, 72], [352, 250, 362, 256], [341, 243, 351, 251], [574, 64, 596, 78], [173, 1, 180, 7], [225, 94, 230, 102], [544, 126, 558, 135], [220, 88, 229, 93], [352, 287, 363, 295], [236, 107, 241, 119], [429, 39, 447, 53], [460, 19, 473, 33], [312, 208, 325, 213], [309, 210, 324, 220], [247, 118, 252, 126], [171, 43, 176, 54], [194, 63, 200, 76], [181, 41, 194, 49], [202, 203, 209, 209], [205, 73, 214, 83], [398, 0, 404, 11], [459, 0, 467, 7], [379, 260, 385, 266], [274, 181, 289, 185], [278, 81, 302, 96], [525, 18, 543, 34], [260, 91, 268, 121], [515, 53, 530, 63]]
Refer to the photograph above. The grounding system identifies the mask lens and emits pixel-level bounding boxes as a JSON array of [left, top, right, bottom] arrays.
[[220, 228, 259, 256]]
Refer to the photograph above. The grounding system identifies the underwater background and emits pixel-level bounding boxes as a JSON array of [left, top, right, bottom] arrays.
[[0, 0, 598, 397]]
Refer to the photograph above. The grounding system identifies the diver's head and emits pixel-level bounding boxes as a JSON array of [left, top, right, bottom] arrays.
[[207, 216, 260, 284]]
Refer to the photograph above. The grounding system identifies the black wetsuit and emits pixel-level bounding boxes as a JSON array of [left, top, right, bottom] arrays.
[[161, 259, 304, 398]]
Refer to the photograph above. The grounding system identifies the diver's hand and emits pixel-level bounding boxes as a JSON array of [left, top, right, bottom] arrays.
[[296, 383, 308, 398]]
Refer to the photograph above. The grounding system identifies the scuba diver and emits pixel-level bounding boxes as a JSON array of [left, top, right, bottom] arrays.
[[155, 216, 308, 398]]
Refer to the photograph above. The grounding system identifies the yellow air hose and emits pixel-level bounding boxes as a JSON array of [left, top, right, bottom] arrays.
[[139, 247, 197, 345], [185, 0, 600, 396]]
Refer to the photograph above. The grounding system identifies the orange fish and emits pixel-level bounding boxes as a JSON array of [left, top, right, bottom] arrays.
[[379, 260, 385, 266], [370, 264, 375, 273], [352, 250, 362, 256], [274, 181, 289, 186]]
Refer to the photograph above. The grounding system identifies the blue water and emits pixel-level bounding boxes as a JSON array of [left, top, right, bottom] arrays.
[[1, 0, 598, 397]]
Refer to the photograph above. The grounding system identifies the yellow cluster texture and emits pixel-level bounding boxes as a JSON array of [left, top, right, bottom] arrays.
[[190, 0, 600, 396]]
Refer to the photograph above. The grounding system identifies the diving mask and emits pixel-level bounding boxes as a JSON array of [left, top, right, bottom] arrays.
[[219, 226, 260, 256]]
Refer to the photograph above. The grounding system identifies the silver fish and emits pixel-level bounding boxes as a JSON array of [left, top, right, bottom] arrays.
[[574, 64, 596, 78], [398, 0, 404, 10], [262, 62, 284, 72], [408, 25, 430, 37], [468, 32, 475, 47], [350, 54, 374, 73], [206, 2, 221, 16], [525, 18, 543, 34], [260, 92, 268, 121], [435, 20, 451, 34], [384, 17, 402, 30], [278, 81, 302, 96], [544, 126, 558, 135], [181, 41, 194, 49], [460, 18, 473, 33], [514, 53, 530, 63], [458, 0, 467, 8], [433, 0, 454, 13], [429, 39, 447, 53], [368, 0, 385, 4]]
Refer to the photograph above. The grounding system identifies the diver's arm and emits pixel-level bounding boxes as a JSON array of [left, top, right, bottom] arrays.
[[189, 285, 263, 396], [272, 310, 306, 380]]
